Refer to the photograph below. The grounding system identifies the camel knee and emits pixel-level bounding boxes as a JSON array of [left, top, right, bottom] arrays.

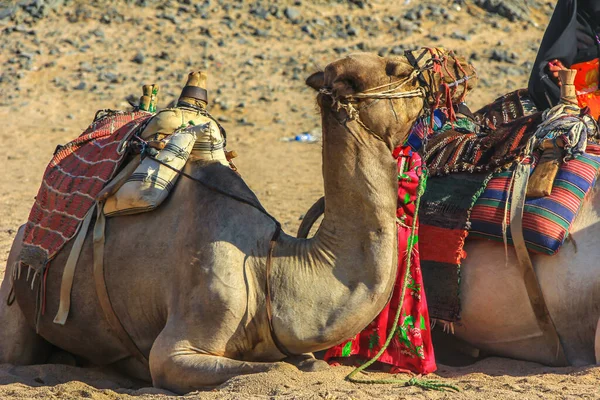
[[149, 334, 293, 394], [150, 347, 257, 392]]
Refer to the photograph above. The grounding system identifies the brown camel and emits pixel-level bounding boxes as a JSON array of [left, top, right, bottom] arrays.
[[0, 49, 475, 394]]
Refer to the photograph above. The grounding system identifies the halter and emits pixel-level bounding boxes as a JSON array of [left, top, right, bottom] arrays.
[[317, 48, 475, 149], [318, 60, 428, 142]]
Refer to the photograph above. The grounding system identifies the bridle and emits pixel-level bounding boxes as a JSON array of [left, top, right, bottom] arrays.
[[316, 48, 475, 151]]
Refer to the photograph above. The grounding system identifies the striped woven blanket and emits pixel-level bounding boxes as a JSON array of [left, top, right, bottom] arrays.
[[470, 144, 600, 255], [420, 143, 600, 322], [19, 111, 152, 274], [419, 173, 491, 322]]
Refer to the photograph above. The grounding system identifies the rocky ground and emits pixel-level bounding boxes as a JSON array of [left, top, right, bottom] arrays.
[[1, 0, 599, 399]]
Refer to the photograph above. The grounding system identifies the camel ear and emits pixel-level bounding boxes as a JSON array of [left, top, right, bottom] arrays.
[[385, 58, 414, 78], [306, 71, 324, 90]]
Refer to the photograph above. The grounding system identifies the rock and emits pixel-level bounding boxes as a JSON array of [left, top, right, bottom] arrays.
[[74, 81, 87, 90], [91, 29, 105, 38], [489, 49, 515, 63], [390, 45, 405, 55], [254, 28, 269, 37], [346, 25, 359, 36], [0, 6, 17, 20], [397, 19, 419, 33], [284, 7, 301, 23], [237, 117, 254, 126], [125, 93, 138, 105], [348, 0, 367, 9], [450, 31, 470, 41], [132, 51, 145, 64], [474, 0, 529, 21], [79, 62, 94, 73], [98, 72, 118, 83], [250, 5, 269, 20], [158, 12, 178, 25], [404, 10, 419, 21]]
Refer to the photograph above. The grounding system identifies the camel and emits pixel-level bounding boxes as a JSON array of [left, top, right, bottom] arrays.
[[297, 80, 600, 368], [0, 48, 544, 394]]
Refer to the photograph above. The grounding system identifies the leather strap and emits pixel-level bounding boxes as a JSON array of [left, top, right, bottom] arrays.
[[404, 49, 429, 89], [53, 206, 95, 325], [54, 157, 141, 325], [264, 226, 295, 356], [96, 156, 142, 202], [510, 163, 568, 365], [93, 202, 149, 367], [178, 86, 208, 103]]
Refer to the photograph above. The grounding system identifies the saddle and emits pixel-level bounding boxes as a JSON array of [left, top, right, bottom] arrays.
[[103, 71, 230, 217], [419, 70, 600, 334], [15, 71, 233, 340]]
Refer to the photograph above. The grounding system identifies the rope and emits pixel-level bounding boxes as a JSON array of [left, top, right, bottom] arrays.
[[529, 103, 598, 160], [345, 168, 460, 392]]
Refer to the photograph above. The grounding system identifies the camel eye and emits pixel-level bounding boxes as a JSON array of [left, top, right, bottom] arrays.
[[339, 77, 360, 92]]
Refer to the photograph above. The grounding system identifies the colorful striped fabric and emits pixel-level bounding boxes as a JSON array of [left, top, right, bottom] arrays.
[[470, 145, 600, 255]]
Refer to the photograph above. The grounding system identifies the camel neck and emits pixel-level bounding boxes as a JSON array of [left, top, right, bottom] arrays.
[[270, 112, 399, 354], [318, 115, 398, 246]]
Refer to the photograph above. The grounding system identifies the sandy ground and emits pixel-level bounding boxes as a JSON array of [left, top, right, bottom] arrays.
[[0, 0, 599, 398]]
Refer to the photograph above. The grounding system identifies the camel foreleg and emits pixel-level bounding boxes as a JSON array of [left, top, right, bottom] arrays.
[[150, 334, 296, 394]]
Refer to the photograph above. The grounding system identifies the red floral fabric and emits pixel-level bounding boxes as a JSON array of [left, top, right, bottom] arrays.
[[324, 146, 436, 374]]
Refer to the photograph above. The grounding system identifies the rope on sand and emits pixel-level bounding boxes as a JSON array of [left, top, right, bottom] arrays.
[[345, 169, 460, 392]]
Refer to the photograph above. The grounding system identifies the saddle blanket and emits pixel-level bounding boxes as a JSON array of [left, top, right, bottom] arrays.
[[470, 144, 600, 255], [20, 111, 152, 271]]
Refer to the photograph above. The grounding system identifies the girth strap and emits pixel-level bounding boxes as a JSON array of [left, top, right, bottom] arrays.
[[54, 157, 142, 325], [93, 201, 149, 367], [53, 206, 95, 325], [510, 163, 568, 366]]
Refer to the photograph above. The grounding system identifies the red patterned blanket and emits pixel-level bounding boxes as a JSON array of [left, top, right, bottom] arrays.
[[19, 111, 152, 274]]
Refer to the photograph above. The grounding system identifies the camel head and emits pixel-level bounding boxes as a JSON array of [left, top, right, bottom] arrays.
[[307, 48, 477, 150]]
